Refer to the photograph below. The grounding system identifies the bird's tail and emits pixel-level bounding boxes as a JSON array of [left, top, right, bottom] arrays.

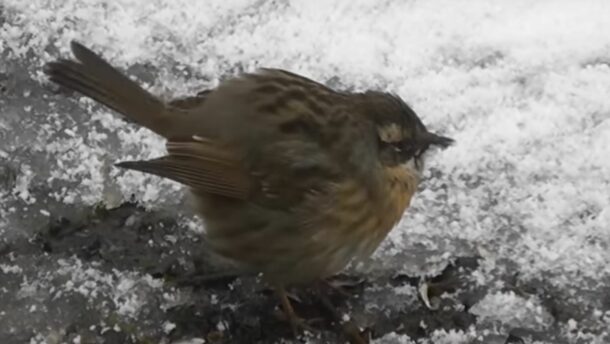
[[44, 41, 171, 137]]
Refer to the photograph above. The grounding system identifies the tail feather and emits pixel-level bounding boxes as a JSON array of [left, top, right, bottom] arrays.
[[44, 41, 170, 137], [46, 59, 127, 117]]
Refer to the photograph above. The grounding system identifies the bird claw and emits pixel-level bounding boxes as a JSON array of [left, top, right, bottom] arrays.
[[341, 321, 369, 344], [275, 286, 319, 337], [273, 308, 317, 336], [322, 276, 366, 297], [275, 283, 368, 343]]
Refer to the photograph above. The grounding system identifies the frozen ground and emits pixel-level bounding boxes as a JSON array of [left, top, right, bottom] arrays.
[[1, 0, 610, 343]]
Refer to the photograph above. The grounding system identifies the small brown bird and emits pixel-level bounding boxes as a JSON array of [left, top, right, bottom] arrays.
[[44, 41, 453, 335]]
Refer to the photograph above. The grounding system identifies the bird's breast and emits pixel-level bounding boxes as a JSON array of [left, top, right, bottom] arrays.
[[288, 166, 420, 280], [332, 166, 420, 259]]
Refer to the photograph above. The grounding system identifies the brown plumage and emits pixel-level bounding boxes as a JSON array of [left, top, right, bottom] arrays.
[[44, 41, 453, 337]]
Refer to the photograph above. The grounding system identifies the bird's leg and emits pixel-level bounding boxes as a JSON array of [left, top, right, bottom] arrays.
[[315, 281, 369, 344], [275, 285, 315, 336]]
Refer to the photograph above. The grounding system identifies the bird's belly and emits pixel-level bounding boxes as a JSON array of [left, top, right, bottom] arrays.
[[194, 170, 418, 285]]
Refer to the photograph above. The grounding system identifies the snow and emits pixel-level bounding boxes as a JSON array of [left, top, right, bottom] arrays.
[[162, 321, 176, 334], [373, 332, 416, 344], [54, 257, 165, 317], [1, 0, 610, 342], [470, 291, 553, 331]]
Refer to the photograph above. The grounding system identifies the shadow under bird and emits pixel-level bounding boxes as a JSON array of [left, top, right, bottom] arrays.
[[44, 41, 453, 338]]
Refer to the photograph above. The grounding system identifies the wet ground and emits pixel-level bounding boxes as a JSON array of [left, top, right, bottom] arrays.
[[2, 61, 606, 343], [2, 2, 610, 343]]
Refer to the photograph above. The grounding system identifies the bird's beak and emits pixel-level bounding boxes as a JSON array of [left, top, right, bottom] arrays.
[[420, 131, 454, 148]]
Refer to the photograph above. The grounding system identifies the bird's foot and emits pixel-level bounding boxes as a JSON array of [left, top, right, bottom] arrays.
[[321, 275, 366, 297], [275, 286, 322, 337], [316, 290, 369, 344], [273, 308, 319, 336]]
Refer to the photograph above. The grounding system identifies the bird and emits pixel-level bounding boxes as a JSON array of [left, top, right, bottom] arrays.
[[44, 40, 453, 337]]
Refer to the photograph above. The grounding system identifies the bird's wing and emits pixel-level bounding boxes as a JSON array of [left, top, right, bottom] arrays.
[[116, 137, 251, 200], [168, 89, 212, 110]]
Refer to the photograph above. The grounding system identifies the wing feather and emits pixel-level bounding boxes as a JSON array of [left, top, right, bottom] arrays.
[[116, 138, 250, 199]]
